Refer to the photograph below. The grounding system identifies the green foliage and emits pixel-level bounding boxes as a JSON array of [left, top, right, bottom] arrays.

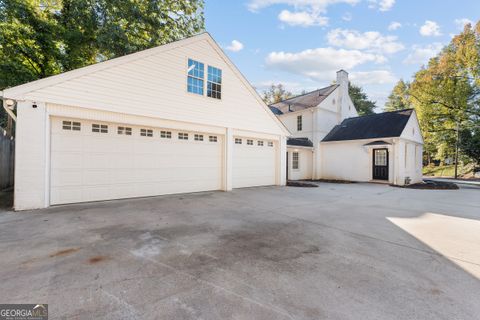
[[0, 0, 205, 90], [348, 83, 377, 115], [460, 127, 480, 163], [384, 79, 410, 111], [391, 21, 480, 165], [262, 84, 293, 105]]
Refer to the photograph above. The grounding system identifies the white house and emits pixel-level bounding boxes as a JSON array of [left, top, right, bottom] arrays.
[[1, 33, 289, 210], [270, 70, 423, 185]]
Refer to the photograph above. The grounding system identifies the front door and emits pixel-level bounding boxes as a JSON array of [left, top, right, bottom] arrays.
[[372, 149, 389, 180]]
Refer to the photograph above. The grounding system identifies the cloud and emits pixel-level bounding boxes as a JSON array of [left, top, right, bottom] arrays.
[[388, 21, 402, 31], [247, 0, 359, 13], [403, 43, 444, 65], [225, 40, 244, 52], [265, 47, 386, 81], [342, 12, 352, 21], [327, 28, 404, 54], [454, 18, 473, 30], [368, 0, 395, 12], [278, 10, 328, 27], [350, 70, 397, 85], [419, 20, 442, 36]]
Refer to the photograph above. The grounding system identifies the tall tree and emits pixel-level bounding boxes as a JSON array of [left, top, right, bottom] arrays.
[[0, 0, 205, 90], [348, 83, 377, 115], [262, 84, 293, 105], [384, 79, 411, 111]]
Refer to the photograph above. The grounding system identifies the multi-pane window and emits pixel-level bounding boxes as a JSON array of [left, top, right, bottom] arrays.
[[117, 126, 132, 135], [63, 121, 81, 131], [194, 134, 204, 141], [268, 141, 274, 147], [297, 115, 303, 131], [207, 66, 222, 99], [187, 59, 204, 95], [209, 136, 218, 142], [160, 131, 172, 139], [92, 124, 108, 133], [257, 141, 264, 146], [235, 138, 242, 144], [140, 129, 153, 137], [247, 139, 253, 145], [178, 132, 189, 140], [375, 149, 388, 166], [292, 152, 299, 169]]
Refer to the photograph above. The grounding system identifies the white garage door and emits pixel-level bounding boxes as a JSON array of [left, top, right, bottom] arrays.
[[50, 118, 223, 205], [232, 137, 276, 188]]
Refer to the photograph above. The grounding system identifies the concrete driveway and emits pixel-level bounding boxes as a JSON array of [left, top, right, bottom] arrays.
[[1, 183, 479, 319]]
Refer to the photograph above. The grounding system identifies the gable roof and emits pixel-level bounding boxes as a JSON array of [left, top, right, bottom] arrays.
[[268, 84, 339, 114], [322, 109, 414, 142], [2, 32, 289, 136]]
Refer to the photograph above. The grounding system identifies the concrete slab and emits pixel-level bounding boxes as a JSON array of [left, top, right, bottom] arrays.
[[0, 183, 479, 319]]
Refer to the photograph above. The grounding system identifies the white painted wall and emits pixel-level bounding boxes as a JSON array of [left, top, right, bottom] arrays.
[[287, 147, 313, 180]]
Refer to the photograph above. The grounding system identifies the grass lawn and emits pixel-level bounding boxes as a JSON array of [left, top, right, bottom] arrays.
[[423, 164, 472, 177]]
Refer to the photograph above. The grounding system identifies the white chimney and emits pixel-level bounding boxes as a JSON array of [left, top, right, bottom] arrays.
[[336, 69, 350, 123], [336, 69, 349, 91]]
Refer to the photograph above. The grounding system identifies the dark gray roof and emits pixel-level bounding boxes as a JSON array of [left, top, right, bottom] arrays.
[[269, 84, 339, 114], [322, 109, 414, 142], [287, 138, 313, 147]]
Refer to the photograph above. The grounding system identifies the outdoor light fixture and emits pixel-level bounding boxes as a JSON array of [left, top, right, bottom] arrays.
[[32, 102, 37, 108]]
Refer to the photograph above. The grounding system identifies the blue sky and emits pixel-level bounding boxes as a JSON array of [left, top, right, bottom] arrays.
[[205, 0, 479, 109]]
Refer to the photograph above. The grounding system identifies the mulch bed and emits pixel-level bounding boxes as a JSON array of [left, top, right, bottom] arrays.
[[287, 181, 319, 188], [396, 180, 459, 190], [311, 179, 356, 184]]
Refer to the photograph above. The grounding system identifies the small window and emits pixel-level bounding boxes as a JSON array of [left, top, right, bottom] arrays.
[[209, 135, 218, 142], [72, 122, 81, 131], [207, 65, 222, 99], [62, 121, 72, 130], [268, 141, 274, 147], [160, 131, 172, 139], [247, 139, 253, 145], [297, 115, 303, 131], [118, 126, 132, 135], [178, 132, 189, 140], [92, 124, 108, 133], [187, 59, 204, 95], [332, 98, 336, 105], [292, 152, 299, 170], [194, 134, 204, 141], [140, 129, 153, 137], [235, 138, 242, 144], [258, 141, 264, 146]]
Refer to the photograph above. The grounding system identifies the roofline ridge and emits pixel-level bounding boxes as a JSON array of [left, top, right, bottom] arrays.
[[269, 84, 339, 106], [342, 108, 414, 122]]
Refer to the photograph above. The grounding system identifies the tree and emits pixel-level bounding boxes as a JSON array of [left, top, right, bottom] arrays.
[[460, 127, 480, 164], [348, 83, 377, 115], [262, 84, 293, 105], [0, 0, 205, 90], [384, 79, 411, 111]]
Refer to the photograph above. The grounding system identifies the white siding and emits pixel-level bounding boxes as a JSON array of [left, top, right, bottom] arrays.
[[287, 148, 313, 180], [11, 36, 285, 136]]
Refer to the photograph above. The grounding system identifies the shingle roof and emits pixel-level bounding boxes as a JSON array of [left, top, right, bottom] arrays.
[[269, 84, 339, 114], [287, 138, 313, 147], [322, 109, 414, 142]]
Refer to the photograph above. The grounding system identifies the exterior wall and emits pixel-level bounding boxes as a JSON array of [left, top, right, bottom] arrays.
[[320, 139, 395, 184], [7, 35, 285, 136], [395, 139, 423, 185], [14, 101, 48, 210], [277, 110, 313, 140], [287, 147, 313, 180]]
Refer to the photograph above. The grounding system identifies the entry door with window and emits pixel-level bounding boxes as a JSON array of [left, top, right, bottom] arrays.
[[373, 149, 389, 180]]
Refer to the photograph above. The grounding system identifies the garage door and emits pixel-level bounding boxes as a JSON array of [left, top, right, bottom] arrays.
[[50, 118, 223, 205], [232, 137, 276, 188]]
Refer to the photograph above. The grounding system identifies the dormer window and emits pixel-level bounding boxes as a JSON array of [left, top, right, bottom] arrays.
[[297, 115, 303, 131], [187, 59, 204, 95]]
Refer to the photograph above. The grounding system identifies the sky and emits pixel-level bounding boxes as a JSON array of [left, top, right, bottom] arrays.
[[205, 0, 479, 109]]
